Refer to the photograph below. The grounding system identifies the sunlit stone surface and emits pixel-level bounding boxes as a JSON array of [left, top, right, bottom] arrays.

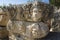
[[7, 20, 49, 40], [6, 0, 54, 40]]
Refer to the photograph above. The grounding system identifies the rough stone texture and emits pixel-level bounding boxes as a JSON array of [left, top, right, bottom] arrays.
[[52, 8, 60, 32], [6, 1, 54, 40], [7, 20, 49, 40], [0, 1, 54, 40], [0, 0, 60, 40]]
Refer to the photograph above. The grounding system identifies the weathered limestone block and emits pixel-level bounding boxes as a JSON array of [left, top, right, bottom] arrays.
[[7, 20, 26, 34], [6, 1, 54, 40], [23, 1, 53, 21], [7, 20, 49, 40], [7, 1, 53, 22]]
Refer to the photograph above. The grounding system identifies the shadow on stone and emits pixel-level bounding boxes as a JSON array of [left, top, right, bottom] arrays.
[[35, 32, 60, 40]]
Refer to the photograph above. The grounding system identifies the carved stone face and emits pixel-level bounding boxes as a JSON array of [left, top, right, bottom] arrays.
[[31, 1, 42, 21], [26, 22, 49, 38], [32, 7, 42, 21]]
